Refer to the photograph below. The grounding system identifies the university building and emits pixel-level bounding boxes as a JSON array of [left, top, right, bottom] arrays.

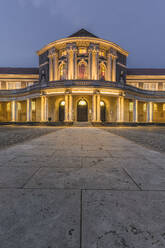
[[1, 28, 165, 124]]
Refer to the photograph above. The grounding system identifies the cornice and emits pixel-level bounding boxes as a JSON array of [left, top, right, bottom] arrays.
[[37, 37, 129, 57], [0, 74, 39, 79], [126, 75, 165, 80]]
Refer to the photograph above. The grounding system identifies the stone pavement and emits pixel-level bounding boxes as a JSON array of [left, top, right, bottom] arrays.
[[0, 127, 165, 247]]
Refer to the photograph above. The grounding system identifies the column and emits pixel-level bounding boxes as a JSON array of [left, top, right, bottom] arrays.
[[11, 100, 17, 122], [92, 94, 97, 122], [49, 55, 53, 81], [120, 96, 124, 122], [91, 45, 99, 80], [112, 56, 117, 82], [117, 96, 124, 122], [147, 102, 153, 122], [53, 51, 58, 81], [96, 94, 101, 122], [64, 94, 69, 122], [67, 43, 77, 80], [41, 96, 48, 122], [88, 49, 92, 80], [73, 48, 78, 79], [26, 98, 32, 122], [107, 52, 112, 81], [133, 99, 138, 122], [68, 94, 73, 122]]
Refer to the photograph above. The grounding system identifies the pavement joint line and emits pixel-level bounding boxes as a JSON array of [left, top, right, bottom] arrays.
[[122, 167, 142, 191], [1, 188, 165, 191], [80, 189, 83, 248], [21, 166, 42, 189]]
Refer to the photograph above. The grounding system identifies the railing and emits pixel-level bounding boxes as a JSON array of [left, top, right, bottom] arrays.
[[1, 80, 165, 97]]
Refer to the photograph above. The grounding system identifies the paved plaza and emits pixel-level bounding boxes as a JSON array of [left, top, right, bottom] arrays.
[[0, 126, 165, 247]]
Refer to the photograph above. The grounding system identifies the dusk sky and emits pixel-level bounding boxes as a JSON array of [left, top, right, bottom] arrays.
[[0, 0, 165, 68]]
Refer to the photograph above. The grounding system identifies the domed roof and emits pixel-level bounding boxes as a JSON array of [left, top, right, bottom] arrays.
[[68, 28, 98, 38]]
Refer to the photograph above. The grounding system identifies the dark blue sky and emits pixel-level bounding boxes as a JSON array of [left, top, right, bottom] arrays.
[[0, 0, 164, 68]]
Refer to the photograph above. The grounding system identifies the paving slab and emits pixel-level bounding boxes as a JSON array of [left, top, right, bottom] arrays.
[[82, 190, 165, 248], [0, 189, 80, 248]]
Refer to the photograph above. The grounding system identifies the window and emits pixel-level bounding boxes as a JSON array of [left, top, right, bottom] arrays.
[[163, 104, 165, 111], [15, 82, 21, 89], [8, 82, 15, 89], [17, 102, 21, 111], [59, 63, 67, 80], [78, 61, 87, 79], [32, 101, 36, 111], [79, 48, 87, 54], [7, 103, 10, 112], [154, 104, 158, 112], [139, 82, 144, 88], [99, 63, 106, 80], [99, 50, 105, 57], [143, 103, 147, 112], [129, 102, 133, 112]]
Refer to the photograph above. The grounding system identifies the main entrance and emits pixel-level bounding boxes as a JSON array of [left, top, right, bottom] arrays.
[[77, 99, 88, 122]]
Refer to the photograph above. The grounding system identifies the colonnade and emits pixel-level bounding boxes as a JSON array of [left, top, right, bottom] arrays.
[[0, 96, 158, 123], [48, 44, 117, 82]]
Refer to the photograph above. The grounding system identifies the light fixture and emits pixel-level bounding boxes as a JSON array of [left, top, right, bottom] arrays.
[[78, 100, 87, 106], [100, 101, 105, 106], [60, 101, 65, 106]]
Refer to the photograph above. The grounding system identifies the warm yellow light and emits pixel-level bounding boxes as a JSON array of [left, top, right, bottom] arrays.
[[78, 100, 87, 106], [100, 101, 105, 106], [60, 101, 65, 106]]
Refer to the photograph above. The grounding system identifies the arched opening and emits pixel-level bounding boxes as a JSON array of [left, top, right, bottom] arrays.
[[78, 61, 87, 79], [77, 99, 88, 122], [59, 101, 65, 121], [99, 63, 106, 81], [59, 63, 67, 80], [100, 101, 106, 122]]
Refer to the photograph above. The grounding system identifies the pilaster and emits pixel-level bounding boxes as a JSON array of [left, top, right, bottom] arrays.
[[53, 50, 58, 81], [117, 96, 124, 122], [41, 96, 48, 122], [64, 93, 69, 122], [133, 99, 138, 122], [66, 43, 77, 80], [147, 102, 153, 122], [92, 94, 97, 122], [107, 51, 112, 81], [11, 100, 17, 122], [26, 98, 32, 122], [48, 48, 54, 81]]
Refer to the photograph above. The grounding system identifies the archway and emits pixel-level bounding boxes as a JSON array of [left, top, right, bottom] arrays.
[[77, 99, 88, 122], [59, 101, 65, 121], [100, 101, 106, 122]]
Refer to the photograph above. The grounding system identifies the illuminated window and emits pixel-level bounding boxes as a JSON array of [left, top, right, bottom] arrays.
[[100, 101, 105, 106], [129, 102, 133, 112], [61, 50, 66, 56], [8, 82, 15, 89], [143, 103, 147, 112], [7, 103, 10, 112], [17, 102, 21, 111], [78, 61, 87, 79], [59, 63, 67, 80], [79, 48, 87, 54], [60, 101, 65, 106], [15, 82, 21, 89], [154, 104, 158, 112], [78, 100, 87, 106], [99, 50, 105, 57], [163, 104, 165, 111], [99, 63, 106, 80], [32, 101, 36, 111]]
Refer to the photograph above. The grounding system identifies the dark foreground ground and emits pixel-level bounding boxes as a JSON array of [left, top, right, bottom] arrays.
[[0, 126, 60, 150], [0, 126, 165, 247], [103, 126, 165, 153]]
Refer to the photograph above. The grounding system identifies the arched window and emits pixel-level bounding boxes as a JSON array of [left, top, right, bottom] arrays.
[[78, 61, 87, 79], [59, 63, 66, 80], [99, 63, 106, 80]]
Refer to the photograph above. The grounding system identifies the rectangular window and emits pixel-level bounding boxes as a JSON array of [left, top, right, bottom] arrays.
[[163, 104, 165, 111], [79, 48, 87, 54], [154, 104, 158, 112], [15, 82, 21, 89], [139, 82, 143, 88], [129, 102, 133, 112], [143, 103, 147, 112], [32, 101, 36, 111], [99, 50, 105, 57]]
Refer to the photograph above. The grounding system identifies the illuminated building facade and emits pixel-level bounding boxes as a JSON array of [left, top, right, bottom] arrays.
[[1, 29, 165, 124]]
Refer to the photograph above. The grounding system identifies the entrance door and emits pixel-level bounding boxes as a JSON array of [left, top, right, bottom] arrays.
[[100, 101, 106, 122], [77, 100, 88, 122], [59, 101, 65, 121]]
